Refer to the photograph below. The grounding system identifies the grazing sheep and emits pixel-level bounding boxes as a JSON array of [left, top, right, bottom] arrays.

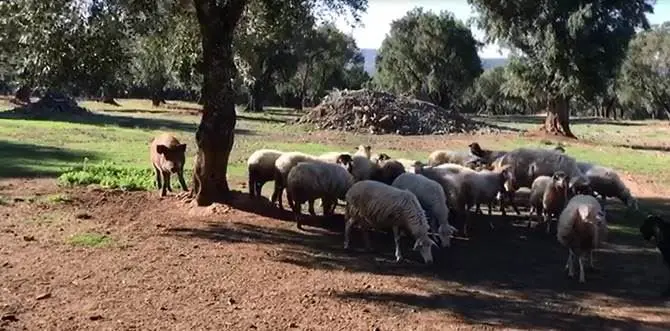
[[286, 160, 354, 229], [528, 172, 570, 233], [557, 194, 608, 283], [350, 155, 377, 182], [319, 151, 351, 164], [576, 161, 639, 210], [459, 166, 514, 234], [415, 166, 467, 232], [272, 152, 323, 209], [354, 144, 372, 158], [392, 173, 457, 248], [371, 159, 406, 185], [344, 180, 438, 264], [247, 149, 284, 198], [640, 214, 670, 297], [428, 150, 484, 168], [150, 133, 188, 197], [496, 147, 588, 190], [468, 142, 507, 166], [370, 152, 391, 164]]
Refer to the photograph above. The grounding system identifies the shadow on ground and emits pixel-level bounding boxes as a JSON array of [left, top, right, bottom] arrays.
[[479, 115, 646, 127], [168, 192, 670, 329], [0, 140, 100, 178], [0, 108, 255, 135]]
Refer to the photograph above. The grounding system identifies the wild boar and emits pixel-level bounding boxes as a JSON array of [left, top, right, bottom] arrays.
[[150, 133, 188, 196]]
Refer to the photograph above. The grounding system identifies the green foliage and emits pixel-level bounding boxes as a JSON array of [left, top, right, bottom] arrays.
[[67, 232, 112, 247], [463, 66, 529, 115], [469, 0, 653, 102], [276, 23, 370, 108], [618, 22, 670, 119], [374, 8, 482, 109], [58, 160, 154, 191]]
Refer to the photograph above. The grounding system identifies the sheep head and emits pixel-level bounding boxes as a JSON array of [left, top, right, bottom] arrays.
[[354, 144, 372, 158], [336, 154, 354, 173], [436, 224, 458, 248], [640, 214, 664, 243], [578, 204, 607, 247], [468, 142, 484, 157], [413, 236, 438, 264]]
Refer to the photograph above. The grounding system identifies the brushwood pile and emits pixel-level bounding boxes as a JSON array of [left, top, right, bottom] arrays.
[[298, 89, 505, 135]]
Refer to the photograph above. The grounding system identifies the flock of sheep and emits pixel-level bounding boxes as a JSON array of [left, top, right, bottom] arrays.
[[148, 132, 669, 296], [246, 142, 639, 285]]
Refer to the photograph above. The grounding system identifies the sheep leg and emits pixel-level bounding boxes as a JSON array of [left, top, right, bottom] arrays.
[[487, 202, 492, 216], [507, 192, 521, 215], [475, 203, 483, 215], [343, 218, 355, 250], [543, 212, 551, 234], [578, 255, 586, 283], [293, 202, 304, 230], [271, 182, 280, 204], [307, 199, 316, 216], [362, 231, 373, 251], [392, 226, 403, 263], [322, 199, 331, 216], [566, 249, 575, 277]]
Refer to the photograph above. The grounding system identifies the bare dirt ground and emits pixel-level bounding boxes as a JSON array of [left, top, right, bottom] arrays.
[[1, 170, 670, 331]]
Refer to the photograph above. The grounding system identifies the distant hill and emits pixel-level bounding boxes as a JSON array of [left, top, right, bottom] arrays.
[[360, 48, 508, 76]]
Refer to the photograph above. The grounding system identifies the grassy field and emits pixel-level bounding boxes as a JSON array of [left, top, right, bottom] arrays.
[[2, 97, 670, 329]]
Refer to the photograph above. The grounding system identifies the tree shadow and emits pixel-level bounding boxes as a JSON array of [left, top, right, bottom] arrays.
[[0, 140, 100, 178], [335, 290, 670, 330], [0, 109, 255, 135], [166, 190, 670, 329], [610, 143, 670, 153], [481, 115, 646, 127], [237, 114, 290, 124]]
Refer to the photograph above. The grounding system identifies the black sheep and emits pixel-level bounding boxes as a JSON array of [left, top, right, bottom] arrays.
[[640, 214, 670, 297]]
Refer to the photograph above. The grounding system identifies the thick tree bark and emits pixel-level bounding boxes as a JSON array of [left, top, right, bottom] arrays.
[[193, 0, 246, 206], [245, 80, 264, 112], [543, 95, 576, 138]]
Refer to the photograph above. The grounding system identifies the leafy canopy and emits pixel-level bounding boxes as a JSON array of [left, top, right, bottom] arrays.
[[374, 7, 483, 108], [468, 0, 654, 100]]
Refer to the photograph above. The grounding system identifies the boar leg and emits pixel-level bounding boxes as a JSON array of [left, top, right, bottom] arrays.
[[163, 172, 173, 193], [153, 165, 162, 189], [159, 172, 168, 197], [177, 170, 188, 191]]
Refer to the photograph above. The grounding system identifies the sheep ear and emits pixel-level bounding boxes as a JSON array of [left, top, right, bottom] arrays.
[[578, 204, 591, 220], [176, 143, 186, 153]]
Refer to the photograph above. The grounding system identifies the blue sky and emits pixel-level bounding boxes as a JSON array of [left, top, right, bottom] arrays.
[[335, 0, 670, 58]]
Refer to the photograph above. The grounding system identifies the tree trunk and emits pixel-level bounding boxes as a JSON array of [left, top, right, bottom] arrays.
[[244, 80, 264, 112], [13, 85, 32, 104], [100, 88, 120, 106], [192, 0, 247, 206], [543, 95, 576, 138], [151, 90, 166, 107]]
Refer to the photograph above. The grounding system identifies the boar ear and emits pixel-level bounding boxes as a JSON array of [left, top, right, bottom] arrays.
[[156, 144, 169, 154], [176, 144, 187, 153]]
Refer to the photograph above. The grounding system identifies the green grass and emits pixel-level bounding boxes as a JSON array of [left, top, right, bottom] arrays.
[[1, 96, 670, 191], [44, 193, 72, 204], [67, 232, 112, 247]]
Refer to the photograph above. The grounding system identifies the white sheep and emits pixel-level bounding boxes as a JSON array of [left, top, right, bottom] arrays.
[[428, 149, 484, 168], [286, 161, 354, 229], [354, 144, 372, 158], [528, 172, 570, 233], [371, 159, 406, 185], [391, 173, 457, 248], [576, 161, 639, 210], [344, 180, 438, 264], [272, 151, 324, 210], [414, 165, 467, 233], [350, 154, 377, 182], [557, 194, 608, 283], [496, 148, 587, 190], [247, 149, 284, 199], [448, 166, 514, 236]]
